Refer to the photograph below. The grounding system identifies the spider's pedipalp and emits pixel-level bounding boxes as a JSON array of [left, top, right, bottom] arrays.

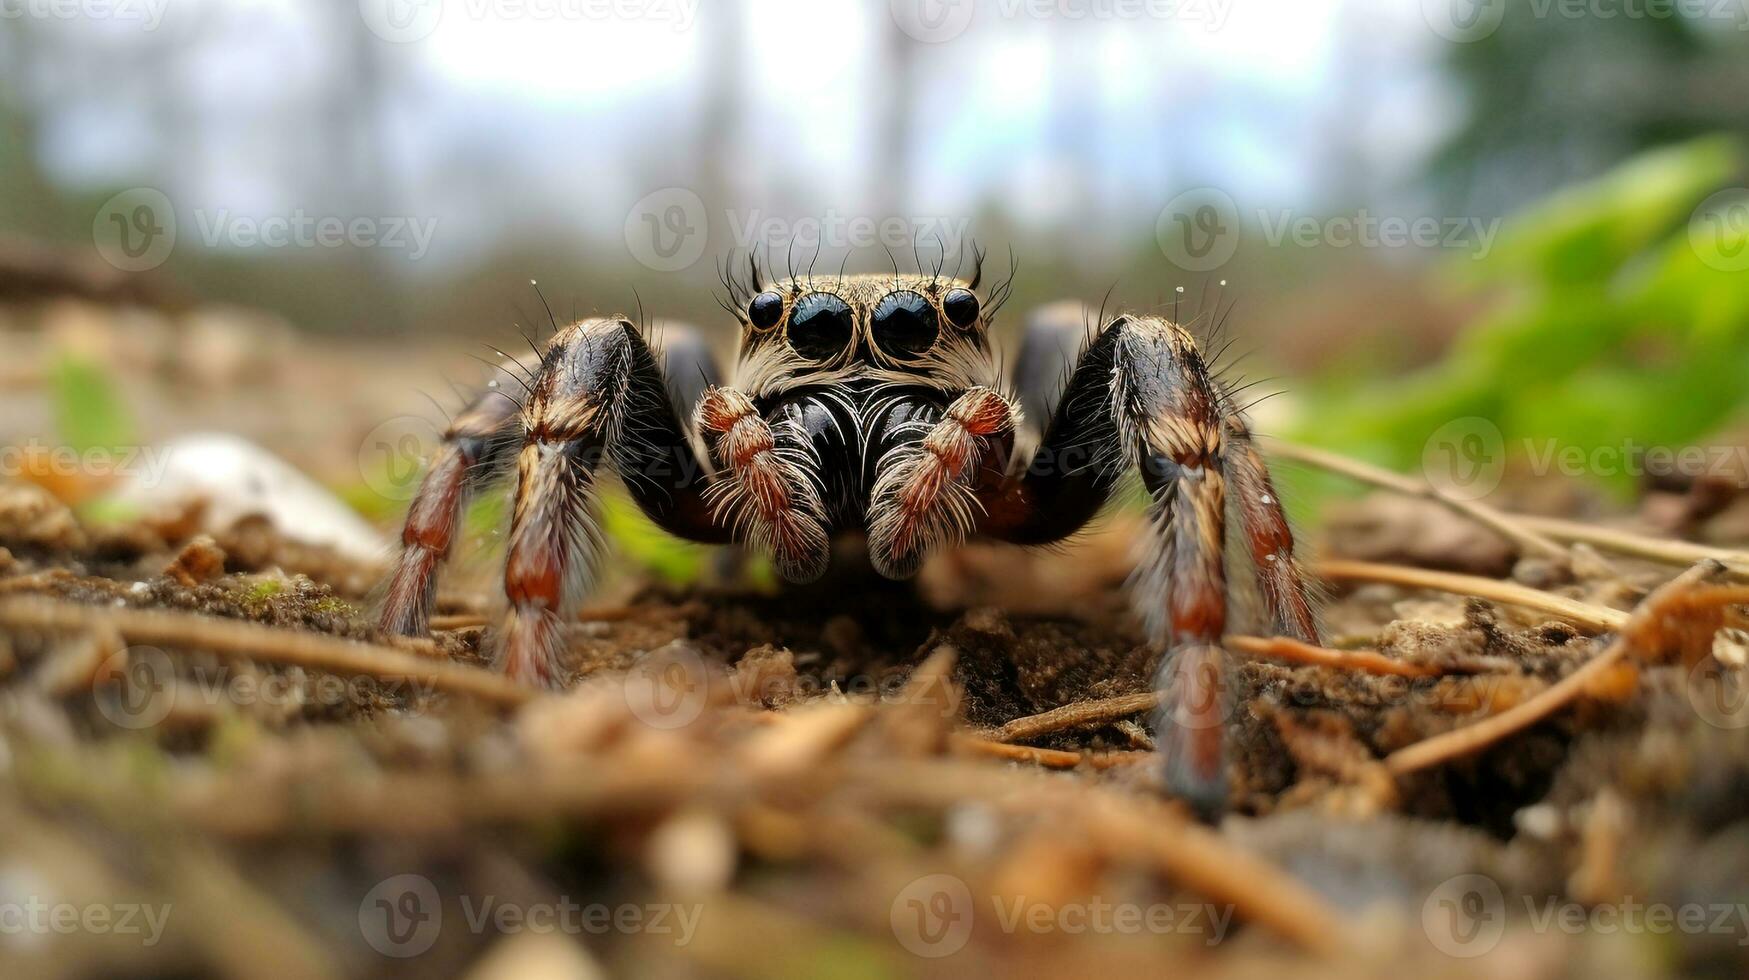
[[696, 384, 830, 583], [867, 385, 1017, 579]]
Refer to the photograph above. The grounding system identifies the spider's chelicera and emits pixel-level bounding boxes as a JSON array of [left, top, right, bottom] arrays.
[[379, 256, 1320, 816]]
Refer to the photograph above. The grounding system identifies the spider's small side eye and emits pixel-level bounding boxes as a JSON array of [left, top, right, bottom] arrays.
[[942, 288, 980, 329], [748, 291, 784, 330]]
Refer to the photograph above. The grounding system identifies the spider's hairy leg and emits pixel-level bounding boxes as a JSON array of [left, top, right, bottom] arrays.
[[379, 378, 521, 637], [696, 386, 830, 583], [1223, 413, 1319, 641], [867, 387, 1018, 579], [1109, 315, 1236, 818], [988, 312, 1316, 817], [498, 318, 724, 688]]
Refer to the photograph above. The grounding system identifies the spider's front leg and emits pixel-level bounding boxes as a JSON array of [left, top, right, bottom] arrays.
[[499, 318, 735, 686], [987, 312, 1319, 817]]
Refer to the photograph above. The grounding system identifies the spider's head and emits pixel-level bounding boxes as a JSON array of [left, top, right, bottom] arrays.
[[729, 273, 994, 393]]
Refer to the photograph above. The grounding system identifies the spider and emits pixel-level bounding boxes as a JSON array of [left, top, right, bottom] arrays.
[[377, 256, 1320, 816]]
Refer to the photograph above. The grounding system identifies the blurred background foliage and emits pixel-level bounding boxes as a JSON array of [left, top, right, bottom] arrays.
[[4, 0, 1749, 535], [1296, 135, 1749, 494]]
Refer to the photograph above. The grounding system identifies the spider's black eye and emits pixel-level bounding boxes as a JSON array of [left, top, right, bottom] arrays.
[[871, 290, 939, 360], [748, 291, 784, 330], [786, 292, 855, 361], [942, 288, 980, 329]]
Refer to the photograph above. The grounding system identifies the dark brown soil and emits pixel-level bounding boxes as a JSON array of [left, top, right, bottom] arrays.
[[1, 468, 1747, 979]]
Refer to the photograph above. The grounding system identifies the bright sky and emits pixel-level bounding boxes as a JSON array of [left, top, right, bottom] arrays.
[[26, 0, 1458, 268]]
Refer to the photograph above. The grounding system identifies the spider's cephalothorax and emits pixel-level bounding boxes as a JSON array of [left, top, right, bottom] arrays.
[[379, 263, 1319, 817]]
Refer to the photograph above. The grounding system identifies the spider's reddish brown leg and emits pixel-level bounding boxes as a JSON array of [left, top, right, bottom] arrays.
[[497, 318, 726, 688], [379, 377, 521, 637], [1223, 413, 1319, 641], [986, 312, 1316, 817]]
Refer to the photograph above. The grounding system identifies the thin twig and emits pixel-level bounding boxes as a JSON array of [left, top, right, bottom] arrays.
[[1318, 558, 1629, 631], [949, 733, 1152, 769], [993, 691, 1163, 742], [0, 595, 535, 708], [1517, 513, 1749, 573], [1383, 562, 1722, 775], [1228, 634, 1438, 677], [1267, 438, 1567, 559]]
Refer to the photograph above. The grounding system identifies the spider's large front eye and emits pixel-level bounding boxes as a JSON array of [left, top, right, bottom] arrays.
[[942, 288, 980, 329], [871, 290, 939, 359], [786, 293, 855, 360], [748, 291, 784, 330]]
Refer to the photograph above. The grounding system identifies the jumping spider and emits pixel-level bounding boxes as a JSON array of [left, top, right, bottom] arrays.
[[379, 257, 1319, 815]]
